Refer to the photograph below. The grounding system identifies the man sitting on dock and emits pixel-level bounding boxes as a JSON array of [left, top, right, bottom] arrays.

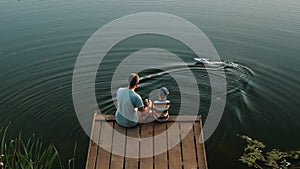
[[115, 73, 152, 128]]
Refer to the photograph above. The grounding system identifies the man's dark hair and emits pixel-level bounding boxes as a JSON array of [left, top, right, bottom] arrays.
[[128, 73, 139, 88]]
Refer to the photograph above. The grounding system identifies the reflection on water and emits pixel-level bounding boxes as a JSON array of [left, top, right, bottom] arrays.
[[0, 0, 300, 168]]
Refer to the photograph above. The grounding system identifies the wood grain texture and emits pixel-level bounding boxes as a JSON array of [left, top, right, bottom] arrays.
[[96, 122, 114, 169], [154, 123, 168, 169], [86, 115, 207, 169], [194, 121, 208, 169], [180, 122, 198, 169], [95, 115, 201, 122], [124, 126, 140, 169], [86, 113, 101, 169], [110, 122, 126, 169], [140, 123, 154, 169], [167, 122, 182, 169]]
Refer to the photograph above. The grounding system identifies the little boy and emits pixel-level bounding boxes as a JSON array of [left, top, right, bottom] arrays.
[[153, 87, 170, 122]]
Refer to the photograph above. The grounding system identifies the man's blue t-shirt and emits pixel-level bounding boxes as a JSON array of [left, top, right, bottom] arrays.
[[115, 88, 144, 127]]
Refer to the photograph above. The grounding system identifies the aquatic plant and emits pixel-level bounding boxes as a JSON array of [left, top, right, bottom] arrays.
[[0, 126, 76, 169], [240, 135, 300, 169]]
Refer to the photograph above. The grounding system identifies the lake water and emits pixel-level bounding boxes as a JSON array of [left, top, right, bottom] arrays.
[[0, 0, 300, 168]]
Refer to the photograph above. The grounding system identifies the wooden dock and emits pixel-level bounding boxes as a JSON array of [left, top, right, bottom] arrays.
[[86, 113, 208, 169]]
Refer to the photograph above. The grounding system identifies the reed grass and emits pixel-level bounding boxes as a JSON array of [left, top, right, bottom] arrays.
[[0, 125, 76, 169]]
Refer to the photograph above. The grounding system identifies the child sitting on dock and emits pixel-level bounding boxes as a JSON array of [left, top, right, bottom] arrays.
[[152, 87, 170, 122]]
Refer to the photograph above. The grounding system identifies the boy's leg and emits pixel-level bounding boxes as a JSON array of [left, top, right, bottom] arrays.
[[137, 110, 154, 123]]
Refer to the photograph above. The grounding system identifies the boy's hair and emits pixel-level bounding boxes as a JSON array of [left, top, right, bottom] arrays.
[[128, 73, 139, 88], [158, 87, 169, 100]]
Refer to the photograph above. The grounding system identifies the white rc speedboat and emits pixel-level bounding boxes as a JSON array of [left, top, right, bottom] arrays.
[[194, 58, 238, 68]]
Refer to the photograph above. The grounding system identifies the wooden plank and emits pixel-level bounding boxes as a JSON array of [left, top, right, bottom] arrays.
[[167, 122, 182, 169], [194, 121, 208, 169], [95, 115, 201, 122], [154, 123, 168, 169], [94, 114, 113, 121], [124, 126, 140, 169], [110, 122, 126, 169], [96, 122, 114, 169], [86, 114, 207, 169], [140, 123, 154, 169], [168, 116, 201, 122], [180, 123, 198, 169], [86, 113, 101, 169]]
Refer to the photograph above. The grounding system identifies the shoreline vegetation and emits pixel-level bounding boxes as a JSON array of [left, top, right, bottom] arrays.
[[0, 125, 76, 169], [1, 124, 300, 169], [240, 135, 300, 169]]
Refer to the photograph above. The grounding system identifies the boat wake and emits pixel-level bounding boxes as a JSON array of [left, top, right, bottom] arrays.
[[139, 59, 254, 95]]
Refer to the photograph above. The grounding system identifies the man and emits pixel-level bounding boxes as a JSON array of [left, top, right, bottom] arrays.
[[115, 73, 152, 127]]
